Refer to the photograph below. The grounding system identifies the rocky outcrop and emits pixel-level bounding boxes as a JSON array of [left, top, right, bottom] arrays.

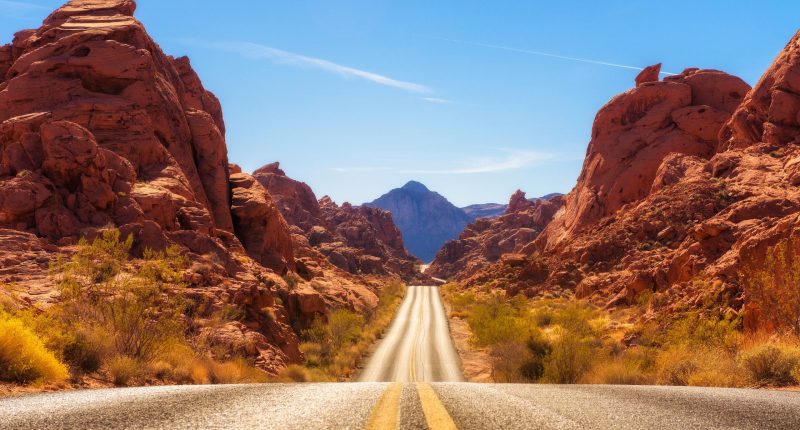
[[457, 62, 780, 319], [368, 181, 472, 262], [535, 66, 750, 251], [228, 166, 294, 274], [428, 192, 562, 280], [254, 162, 422, 281], [0, 0, 406, 375], [0, 0, 308, 373], [456, 42, 800, 331]]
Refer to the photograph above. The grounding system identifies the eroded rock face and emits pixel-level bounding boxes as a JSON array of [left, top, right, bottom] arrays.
[[428, 192, 562, 280], [254, 162, 422, 280], [229, 169, 294, 274], [536, 67, 750, 251], [721, 30, 800, 150], [456, 35, 800, 330], [0, 0, 304, 373], [455, 61, 800, 322]]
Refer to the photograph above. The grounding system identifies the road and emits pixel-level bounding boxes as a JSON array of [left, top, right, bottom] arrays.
[[2, 285, 800, 429], [358, 285, 463, 382], [2, 383, 800, 429]]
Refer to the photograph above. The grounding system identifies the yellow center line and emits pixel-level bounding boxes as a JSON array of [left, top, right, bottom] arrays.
[[417, 383, 459, 430], [409, 286, 425, 382], [365, 383, 403, 430]]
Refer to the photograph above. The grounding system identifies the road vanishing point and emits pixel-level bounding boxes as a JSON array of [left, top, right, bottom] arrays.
[[2, 286, 800, 429]]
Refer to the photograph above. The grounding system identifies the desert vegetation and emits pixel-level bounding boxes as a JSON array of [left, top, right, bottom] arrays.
[[443, 280, 800, 387], [277, 280, 406, 382], [744, 235, 800, 336], [0, 229, 269, 389]]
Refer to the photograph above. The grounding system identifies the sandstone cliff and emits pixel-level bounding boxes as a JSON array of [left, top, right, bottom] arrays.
[[253, 162, 423, 281], [428, 191, 562, 280], [0, 0, 416, 375]]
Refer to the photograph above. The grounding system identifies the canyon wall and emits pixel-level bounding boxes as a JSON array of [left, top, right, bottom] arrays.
[[0, 0, 417, 374]]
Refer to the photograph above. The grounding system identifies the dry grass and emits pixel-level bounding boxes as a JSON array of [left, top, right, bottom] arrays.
[[284, 280, 406, 381], [2, 228, 269, 388], [442, 282, 800, 388], [0, 313, 68, 384], [743, 236, 800, 335], [108, 355, 139, 386]]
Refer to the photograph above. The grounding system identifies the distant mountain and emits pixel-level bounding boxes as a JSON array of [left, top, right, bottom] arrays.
[[367, 181, 472, 262], [461, 203, 507, 220], [461, 193, 565, 221]]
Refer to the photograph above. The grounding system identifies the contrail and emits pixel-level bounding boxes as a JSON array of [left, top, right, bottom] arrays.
[[438, 38, 676, 75]]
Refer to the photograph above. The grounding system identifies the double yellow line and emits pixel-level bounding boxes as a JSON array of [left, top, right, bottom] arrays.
[[365, 383, 458, 430], [365, 287, 458, 429]]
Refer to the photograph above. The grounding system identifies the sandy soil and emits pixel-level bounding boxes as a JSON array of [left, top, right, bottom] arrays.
[[444, 305, 493, 383]]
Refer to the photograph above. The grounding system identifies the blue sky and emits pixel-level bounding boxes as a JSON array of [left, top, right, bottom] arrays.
[[2, 1, 799, 206]]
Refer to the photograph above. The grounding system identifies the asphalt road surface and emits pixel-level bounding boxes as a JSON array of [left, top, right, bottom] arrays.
[[358, 285, 463, 382], [2, 383, 800, 429], [3, 285, 800, 429]]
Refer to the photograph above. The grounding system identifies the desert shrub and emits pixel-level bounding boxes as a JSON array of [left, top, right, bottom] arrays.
[[552, 303, 597, 336], [0, 313, 68, 384], [656, 346, 700, 385], [328, 310, 365, 350], [62, 331, 104, 374], [296, 281, 406, 380], [519, 332, 552, 381], [583, 360, 654, 385], [300, 342, 323, 368], [209, 359, 268, 384], [652, 345, 746, 387], [531, 307, 554, 327], [467, 297, 529, 347], [54, 229, 186, 363], [490, 341, 532, 383], [275, 364, 330, 382], [743, 237, 800, 335], [664, 312, 741, 351], [543, 328, 593, 383], [108, 355, 139, 386], [740, 344, 800, 386]]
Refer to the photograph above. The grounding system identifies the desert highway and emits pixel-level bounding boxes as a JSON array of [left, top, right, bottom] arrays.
[[2, 286, 800, 430], [358, 285, 463, 382]]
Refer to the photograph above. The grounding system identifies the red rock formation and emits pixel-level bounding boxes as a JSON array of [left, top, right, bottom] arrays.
[[457, 32, 800, 332], [0, 0, 430, 376], [428, 192, 562, 280], [536, 67, 750, 251], [254, 162, 423, 280], [0, 0, 303, 373], [229, 168, 295, 274], [456, 60, 793, 321], [635, 63, 661, 87]]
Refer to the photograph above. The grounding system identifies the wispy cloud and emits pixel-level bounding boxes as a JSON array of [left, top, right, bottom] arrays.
[[202, 41, 431, 94], [422, 97, 452, 105], [0, 0, 47, 12], [438, 38, 676, 75], [330, 149, 554, 175]]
